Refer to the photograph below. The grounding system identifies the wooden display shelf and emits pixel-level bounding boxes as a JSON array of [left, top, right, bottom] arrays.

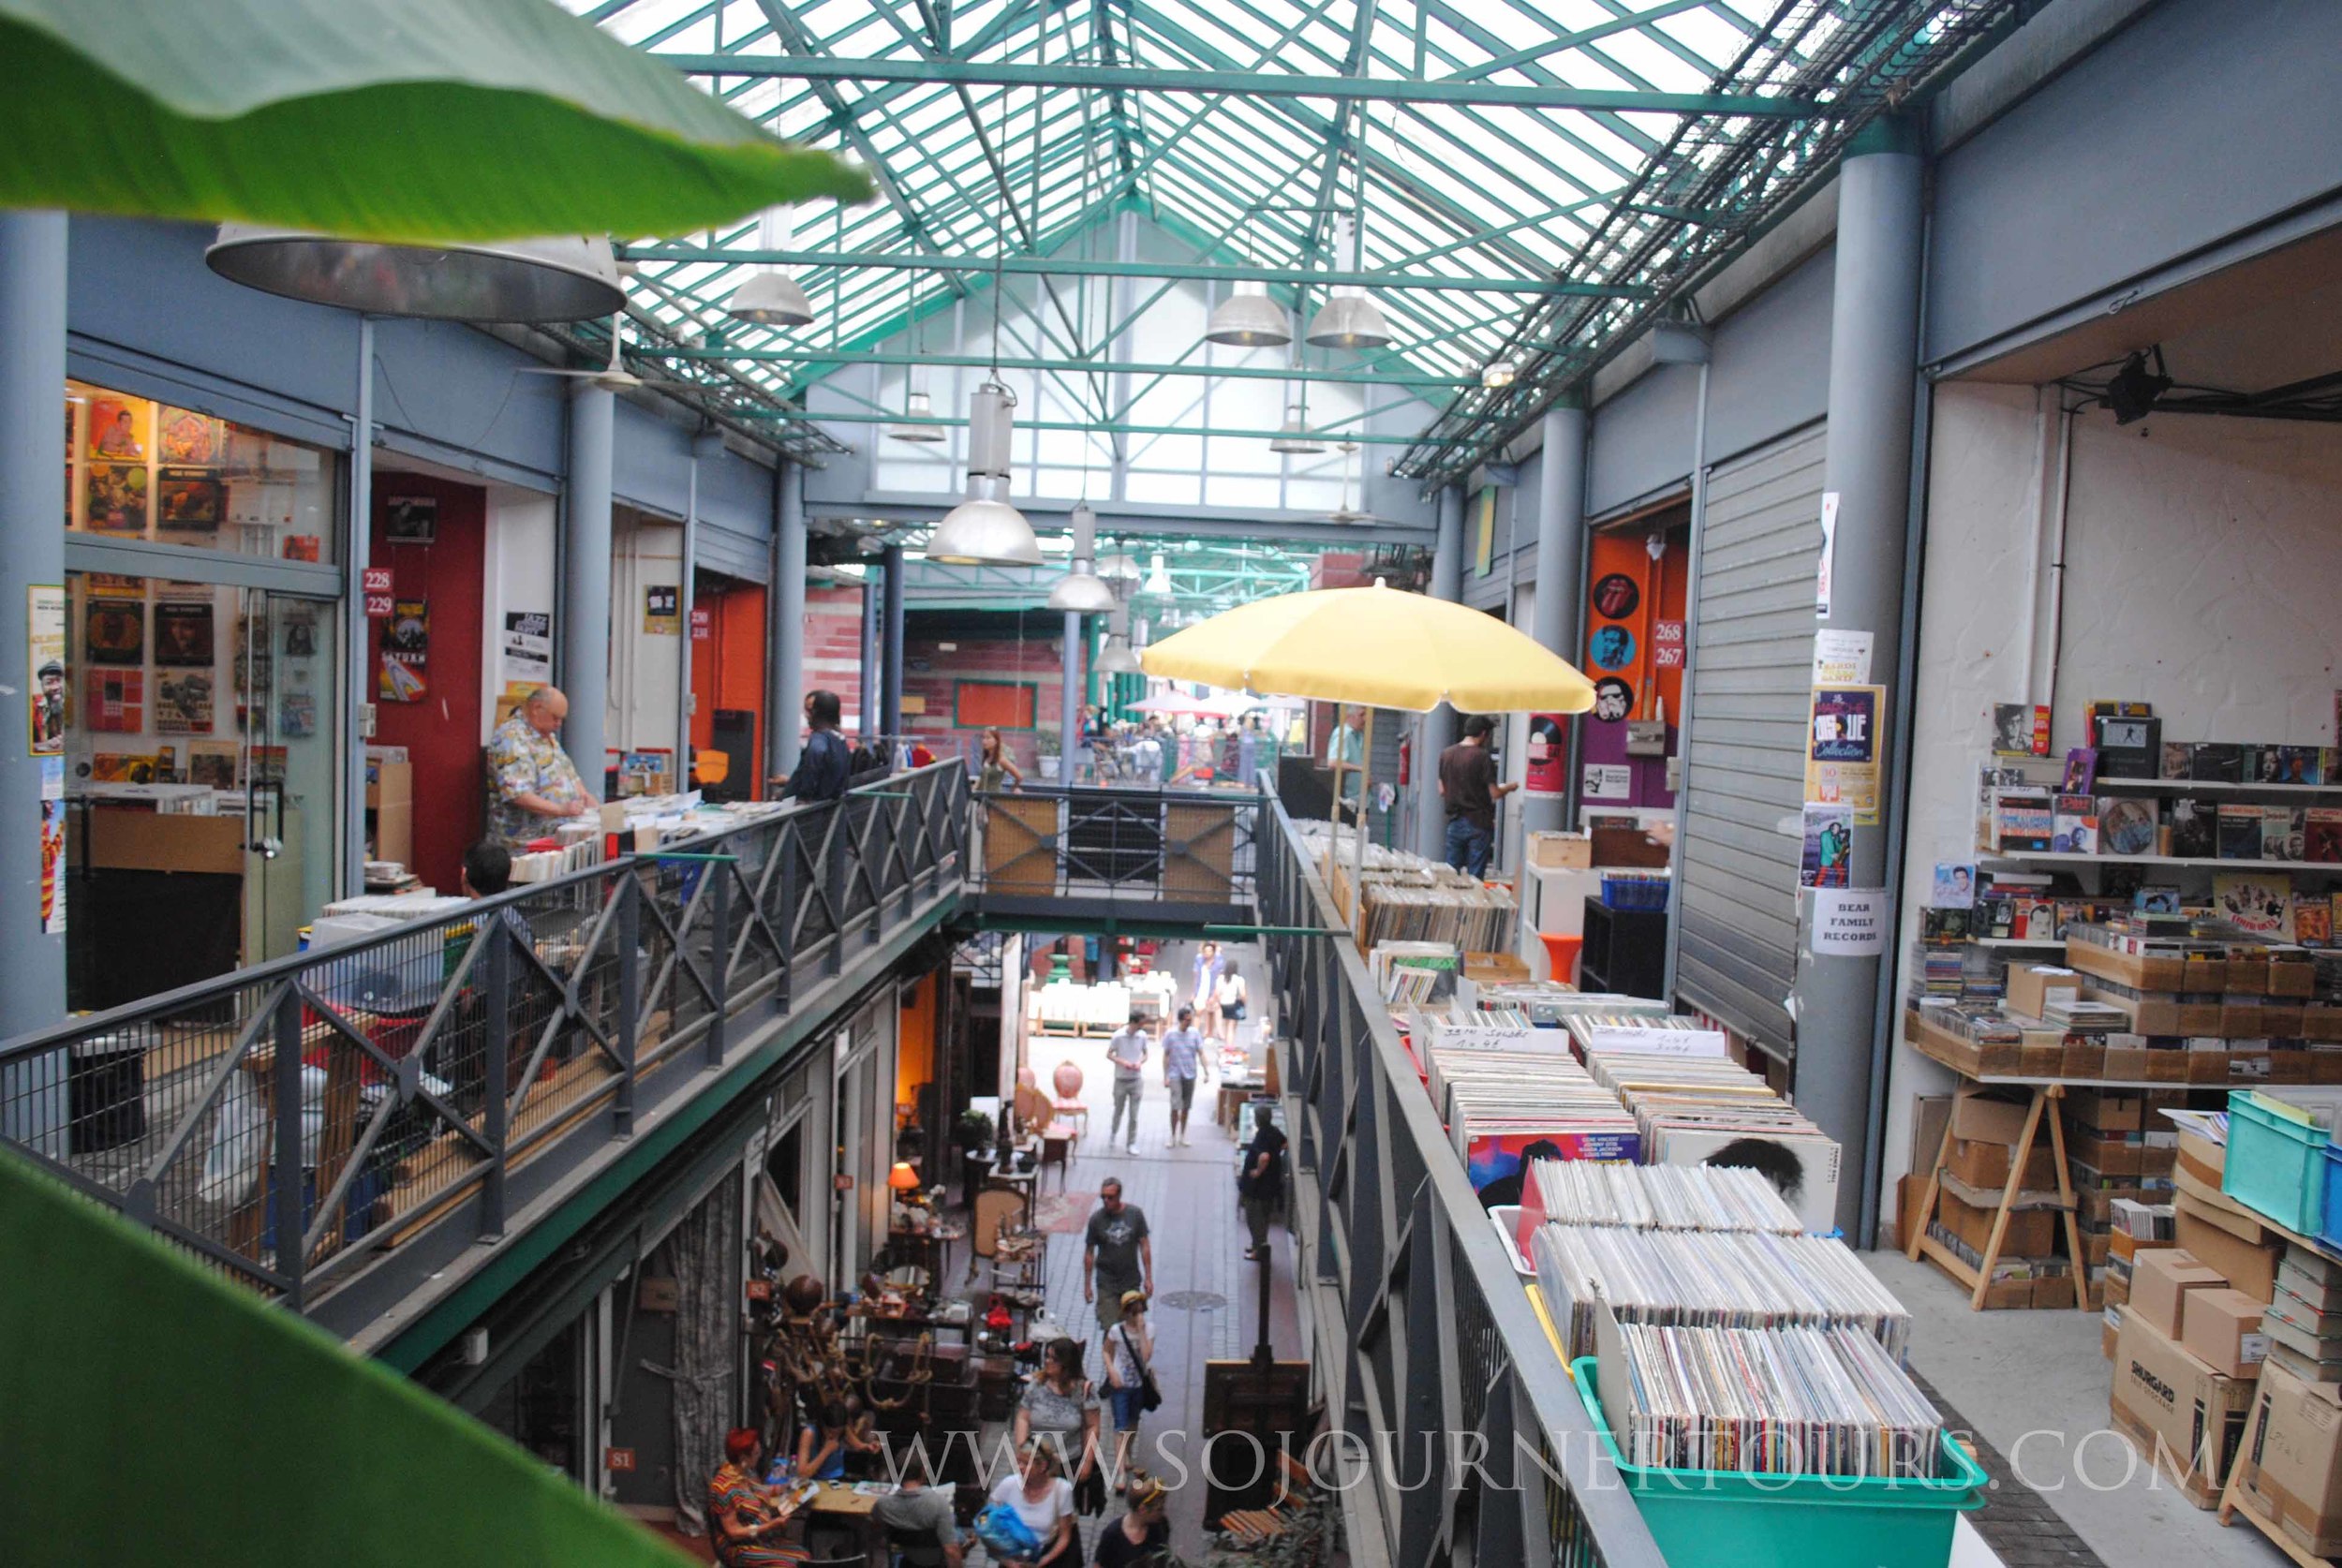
[[1980, 850, 2342, 870], [2095, 777, 2342, 795]]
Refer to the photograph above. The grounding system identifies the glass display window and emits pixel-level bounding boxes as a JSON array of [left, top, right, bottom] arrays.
[[66, 379, 336, 563]]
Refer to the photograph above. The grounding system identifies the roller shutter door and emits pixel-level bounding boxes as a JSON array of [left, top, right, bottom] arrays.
[[697, 522, 772, 584], [1673, 423, 1825, 1059]]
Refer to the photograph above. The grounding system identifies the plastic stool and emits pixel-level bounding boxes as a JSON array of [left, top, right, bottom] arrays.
[[1539, 934, 1583, 986]]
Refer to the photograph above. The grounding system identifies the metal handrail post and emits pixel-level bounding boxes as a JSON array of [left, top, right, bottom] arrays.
[[271, 985, 307, 1310], [615, 878, 640, 1137], [481, 925, 511, 1240], [704, 865, 731, 1069]]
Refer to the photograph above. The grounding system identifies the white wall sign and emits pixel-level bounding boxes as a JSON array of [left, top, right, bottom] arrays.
[[1816, 491, 1840, 615], [1811, 628, 1874, 685], [1813, 887, 1888, 954], [1582, 762, 1631, 801]]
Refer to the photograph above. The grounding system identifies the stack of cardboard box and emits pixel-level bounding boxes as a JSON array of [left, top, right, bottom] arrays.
[[2066, 1087, 2180, 1303], [2108, 1249, 2259, 1507], [2230, 1245, 2342, 1557], [2100, 1197, 2175, 1354], [1921, 1092, 2074, 1307]]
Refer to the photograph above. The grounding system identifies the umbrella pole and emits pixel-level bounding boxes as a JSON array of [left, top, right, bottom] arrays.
[[1352, 707, 1375, 941]]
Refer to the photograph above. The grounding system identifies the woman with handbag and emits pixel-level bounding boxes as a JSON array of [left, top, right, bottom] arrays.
[[1012, 1338, 1106, 1518], [1213, 967, 1249, 1046], [1101, 1291, 1161, 1474], [980, 1443, 1079, 1568]]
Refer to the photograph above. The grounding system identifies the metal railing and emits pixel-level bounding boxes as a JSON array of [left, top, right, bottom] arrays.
[[1255, 788, 1667, 1568], [967, 782, 1261, 908], [0, 763, 968, 1315]]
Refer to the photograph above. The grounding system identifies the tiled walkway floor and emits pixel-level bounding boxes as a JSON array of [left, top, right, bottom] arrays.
[[1009, 939, 1305, 1562]]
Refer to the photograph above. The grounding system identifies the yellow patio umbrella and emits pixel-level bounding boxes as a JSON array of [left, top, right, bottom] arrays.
[[1140, 583, 1596, 911]]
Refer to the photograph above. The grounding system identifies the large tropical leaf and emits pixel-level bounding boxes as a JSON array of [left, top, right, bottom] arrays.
[[0, 0, 868, 240]]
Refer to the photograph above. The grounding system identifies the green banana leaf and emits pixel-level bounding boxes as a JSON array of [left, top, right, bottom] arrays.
[[0, 0, 868, 240], [0, 1151, 694, 1568]]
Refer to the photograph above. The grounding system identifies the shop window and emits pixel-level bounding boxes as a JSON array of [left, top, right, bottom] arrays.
[[954, 679, 1036, 730], [67, 380, 337, 563]]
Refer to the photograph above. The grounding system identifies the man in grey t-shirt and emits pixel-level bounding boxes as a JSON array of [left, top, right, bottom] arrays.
[[1104, 1010, 1151, 1153], [1160, 1005, 1209, 1147], [1084, 1177, 1152, 1331], [870, 1459, 965, 1566]]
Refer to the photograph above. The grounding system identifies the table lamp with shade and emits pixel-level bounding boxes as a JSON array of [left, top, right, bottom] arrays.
[[888, 1161, 923, 1227]]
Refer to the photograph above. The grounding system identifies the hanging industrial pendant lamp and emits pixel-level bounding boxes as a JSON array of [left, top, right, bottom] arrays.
[[204, 227, 623, 322], [1205, 283, 1292, 348], [1046, 500, 1118, 613], [887, 388, 946, 443], [1305, 209, 1390, 349], [725, 207, 815, 327], [926, 380, 1043, 566], [1094, 601, 1143, 674], [1269, 402, 1326, 454]]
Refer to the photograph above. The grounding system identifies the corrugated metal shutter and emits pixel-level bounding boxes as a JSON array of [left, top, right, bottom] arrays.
[[1673, 423, 1826, 1059], [697, 522, 771, 584]]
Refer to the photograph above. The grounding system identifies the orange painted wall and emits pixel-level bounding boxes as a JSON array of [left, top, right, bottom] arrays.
[[688, 580, 767, 799], [897, 970, 936, 1107]]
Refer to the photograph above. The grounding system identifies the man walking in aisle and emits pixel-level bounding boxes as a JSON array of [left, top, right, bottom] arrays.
[[1190, 940, 1223, 1039], [1084, 1177, 1152, 1332], [1104, 1009, 1151, 1153], [1161, 1005, 1209, 1147], [1238, 1102, 1287, 1262], [1438, 714, 1516, 880]]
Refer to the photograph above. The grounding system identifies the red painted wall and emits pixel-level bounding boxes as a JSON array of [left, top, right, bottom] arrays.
[[899, 631, 1068, 773], [689, 579, 767, 798], [369, 474, 484, 893], [803, 584, 867, 741]]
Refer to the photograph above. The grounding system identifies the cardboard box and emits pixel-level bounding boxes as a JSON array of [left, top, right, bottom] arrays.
[[2070, 1087, 2146, 1132], [2110, 1306, 2256, 1509], [1589, 824, 1669, 868], [2007, 964, 2082, 1022], [1525, 831, 1593, 869], [1945, 1092, 2056, 1188], [2235, 1361, 2342, 1557], [1941, 1188, 2055, 1258], [2175, 1196, 2283, 1304], [1910, 1094, 1952, 1176], [1462, 951, 1531, 986], [2184, 1286, 2273, 1378], [2132, 1249, 2228, 1339]]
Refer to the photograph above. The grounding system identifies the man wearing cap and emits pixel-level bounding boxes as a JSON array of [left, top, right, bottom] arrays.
[[1437, 714, 1516, 879], [33, 659, 64, 750]]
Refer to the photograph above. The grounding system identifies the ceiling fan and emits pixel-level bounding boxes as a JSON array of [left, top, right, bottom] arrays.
[[518, 314, 641, 393], [1324, 439, 1393, 525]]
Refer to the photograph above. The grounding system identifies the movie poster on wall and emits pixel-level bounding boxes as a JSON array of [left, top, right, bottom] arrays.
[[379, 597, 429, 703], [1524, 714, 1567, 795], [27, 584, 64, 756], [1804, 683, 1884, 825]]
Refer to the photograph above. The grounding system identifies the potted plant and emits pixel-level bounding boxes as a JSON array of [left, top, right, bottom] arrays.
[[954, 1107, 996, 1208], [1034, 727, 1061, 782]]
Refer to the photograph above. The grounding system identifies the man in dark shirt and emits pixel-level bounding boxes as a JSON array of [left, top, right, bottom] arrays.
[[1238, 1103, 1286, 1261], [779, 688, 851, 803], [1437, 714, 1516, 879], [1083, 1177, 1152, 1329]]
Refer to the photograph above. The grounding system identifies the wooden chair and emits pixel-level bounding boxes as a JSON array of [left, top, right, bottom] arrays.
[[966, 1188, 1028, 1286]]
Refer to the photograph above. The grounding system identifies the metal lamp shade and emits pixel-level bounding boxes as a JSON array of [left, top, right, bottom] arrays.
[[1203, 288, 1292, 348], [1306, 291, 1393, 349], [1046, 569, 1118, 613], [1269, 404, 1326, 453], [726, 269, 816, 326], [888, 389, 945, 443], [205, 226, 623, 322], [1094, 634, 1143, 675], [926, 474, 1042, 567]]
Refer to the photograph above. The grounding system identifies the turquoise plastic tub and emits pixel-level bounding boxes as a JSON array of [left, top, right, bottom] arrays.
[[2320, 1145, 2342, 1254], [2225, 1089, 2331, 1235], [1570, 1356, 1988, 1568]]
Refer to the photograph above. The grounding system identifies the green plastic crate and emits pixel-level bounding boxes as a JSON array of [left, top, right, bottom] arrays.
[[2224, 1089, 2335, 1235], [1570, 1356, 1987, 1568]]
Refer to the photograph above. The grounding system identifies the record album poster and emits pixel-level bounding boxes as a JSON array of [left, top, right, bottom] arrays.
[[152, 599, 215, 667], [82, 597, 144, 666], [156, 671, 214, 735]]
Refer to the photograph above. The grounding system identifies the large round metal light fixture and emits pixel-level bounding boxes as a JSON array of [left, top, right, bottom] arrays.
[[205, 227, 623, 322], [1047, 500, 1117, 613], [1094, 605, 1143, 674], [1306, 290, 1392, 350], [888, 388, 946, 443], [1269, 403, 1326, 454], [1204, 285, 1292, 348], [925, 382, 1042, 567], [726, 269, 815, 327]]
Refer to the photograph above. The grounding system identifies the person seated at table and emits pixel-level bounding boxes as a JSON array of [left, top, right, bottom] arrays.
[[985, 1442, 1079, 1568], [840, 1394, 884, 1480], [871, 1451, 968, 1568], [710, 1427, 808, 1567], [795, 1399, 853, 1482], [1091, 1474, 1170, 1568]]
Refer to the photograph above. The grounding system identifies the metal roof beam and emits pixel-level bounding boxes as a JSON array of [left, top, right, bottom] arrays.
[[660, 347, 1470, 389], [652, 53, 1821, 115], [616, 244, 1646, 296], [775, 407, 1459, 444]]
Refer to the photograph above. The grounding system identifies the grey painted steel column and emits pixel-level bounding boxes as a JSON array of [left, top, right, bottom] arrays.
[[0, 212, 67, 1042], [675, 453, 700, 765], [561, 385, 615, 796], [1522, 401, 1586, 839], [772, 461, 808, 779], [1788, 119, 1924, 1236], [1415, 484, 1464, 862], [880, 544, 905, 749], [343, 317, 375, 901], [1060, 612, 1081, 785]]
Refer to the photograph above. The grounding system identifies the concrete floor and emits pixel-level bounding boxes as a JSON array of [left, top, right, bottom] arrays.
[[1864, 1250, 2289, 1568]]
